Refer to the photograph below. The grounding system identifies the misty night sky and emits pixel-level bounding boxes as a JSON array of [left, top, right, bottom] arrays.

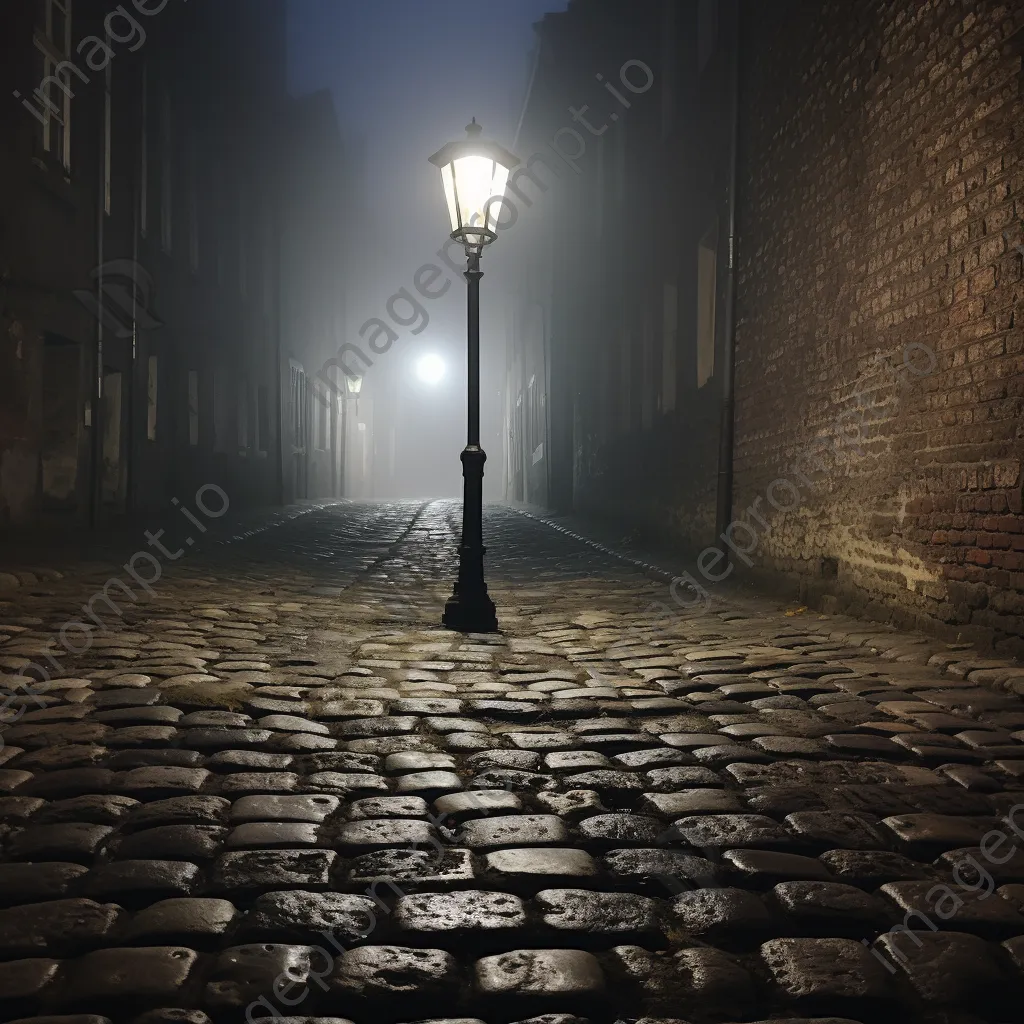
[[287, 0, 568, 310], [287, 0, 568, 497]]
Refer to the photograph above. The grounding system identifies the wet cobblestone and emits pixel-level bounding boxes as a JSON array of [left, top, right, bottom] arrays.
[[0, 500, 1023, 1023]]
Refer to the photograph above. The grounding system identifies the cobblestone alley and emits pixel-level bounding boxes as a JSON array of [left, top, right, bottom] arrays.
[[1, 501, 1024, 1024]]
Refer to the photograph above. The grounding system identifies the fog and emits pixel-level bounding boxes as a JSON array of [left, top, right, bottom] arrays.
[[287, 0, 567, 501]]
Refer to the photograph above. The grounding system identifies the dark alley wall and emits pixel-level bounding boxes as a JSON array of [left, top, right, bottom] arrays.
[[733, 0, 1024, 653], [0, 0, 363, 527], [503, 0, 724, 545], [1, 0, 290, 525], [506, 0, 1024, 655]]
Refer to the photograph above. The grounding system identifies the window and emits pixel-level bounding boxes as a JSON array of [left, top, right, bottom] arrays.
[[526, 376, 535, 455], [697, 221, 718, 388], [238, 186, 247, 298], [527, 375, 544, 464], [662, 283, 678, 412], [616, 121, 627, 204], [237, 380, 249, 451], [661, 0, 676, 140], [187, 134, 199, 273], [33, 0, 74, 170], [600, 337, 613, 443], [535, 391, 545, 463], [139, 63, 148, 236], [263, 202, 275, 318], [698, 0, 719, 74], [187, 370, 199, 446], [103, 60, 111, 215], [213, 373, 232, 453], [641, 312, 654, 430], [160, 88, 172, 252], [316, 385, 329, 451], [256, 384, 270, 454], [213, 161, 226, 286], [102, 371, 123, 502], [513, 392, 523, 482], [619, 328, 631, 432], [146, 356, 158, 440], [289, 363, 307, 453]]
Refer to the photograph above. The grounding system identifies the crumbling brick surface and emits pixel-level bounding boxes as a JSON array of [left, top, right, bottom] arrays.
[[733, 0, 1024, 653]]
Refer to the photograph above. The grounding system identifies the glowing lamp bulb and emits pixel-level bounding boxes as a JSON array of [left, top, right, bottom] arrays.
[[416, 353, 446, 385]]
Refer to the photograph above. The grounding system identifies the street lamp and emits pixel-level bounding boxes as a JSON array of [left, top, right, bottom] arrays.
[[415, 353, 446, 386], [429, 118, 518, 633]]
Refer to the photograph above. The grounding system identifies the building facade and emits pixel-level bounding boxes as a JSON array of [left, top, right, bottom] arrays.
[[503, 0, 716, 527], [505, 0, 1024, 654], [0, 0, 357, 526], [279, 89, 357, 505]]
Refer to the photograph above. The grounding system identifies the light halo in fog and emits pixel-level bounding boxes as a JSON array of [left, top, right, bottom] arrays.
[[415, 353, 446, 385]]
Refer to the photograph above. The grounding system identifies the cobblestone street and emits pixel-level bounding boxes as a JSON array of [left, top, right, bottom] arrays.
[[3, 500, 1024, 1024]]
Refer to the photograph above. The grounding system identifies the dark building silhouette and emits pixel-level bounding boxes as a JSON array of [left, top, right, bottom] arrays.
[[279, 89, 360, 503], [505, 0, 1024, 654], [0, 0, 357, 526]]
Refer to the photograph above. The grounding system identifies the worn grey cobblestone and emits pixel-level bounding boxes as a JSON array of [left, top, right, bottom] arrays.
[[0, 500, 1022, 1023]]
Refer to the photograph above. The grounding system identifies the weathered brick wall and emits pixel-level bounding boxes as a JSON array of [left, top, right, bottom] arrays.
[[733, 0, 1024, 654]]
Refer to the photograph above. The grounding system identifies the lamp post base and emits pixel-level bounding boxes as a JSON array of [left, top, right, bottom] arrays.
[[443, 445, 498, 634], [442, 573, 498, 633]]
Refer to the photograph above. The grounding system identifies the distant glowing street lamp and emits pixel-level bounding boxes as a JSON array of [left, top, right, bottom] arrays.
[[415, 353, 446, 386], [428, 118, 518, 633], [345, 375, 363, 396]]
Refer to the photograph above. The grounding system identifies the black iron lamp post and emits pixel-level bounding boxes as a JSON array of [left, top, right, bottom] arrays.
[[428, 119, 519, 633]]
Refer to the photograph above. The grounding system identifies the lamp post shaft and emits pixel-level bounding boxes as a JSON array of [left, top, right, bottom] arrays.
[[467, 252, 481, 447], [442, 250, 498, 633]]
